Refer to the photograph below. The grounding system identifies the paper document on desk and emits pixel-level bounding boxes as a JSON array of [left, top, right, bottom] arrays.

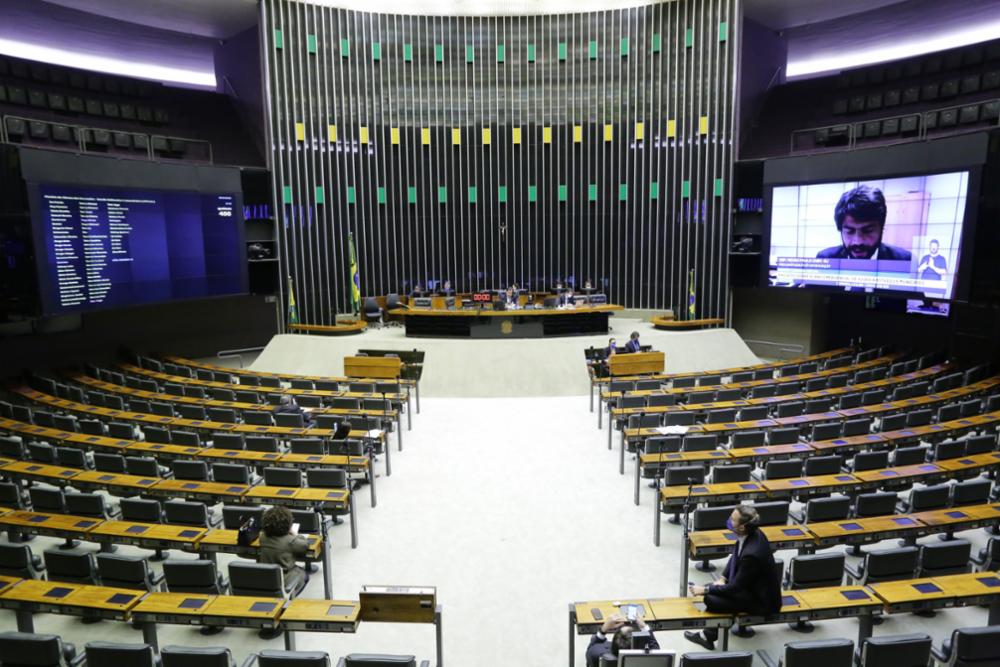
[[654, 425, 689, 435], [365, 429, 382, 438]]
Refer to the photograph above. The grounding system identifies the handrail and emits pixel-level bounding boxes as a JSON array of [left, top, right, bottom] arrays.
[[215, 346, 265, 368]]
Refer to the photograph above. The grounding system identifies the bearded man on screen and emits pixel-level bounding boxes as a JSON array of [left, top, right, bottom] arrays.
[[816, 185, 912, 260]]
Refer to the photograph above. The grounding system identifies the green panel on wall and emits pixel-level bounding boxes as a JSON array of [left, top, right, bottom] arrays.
[[496, 44, 505, 62], [685, 28, 693, 48], [649, 181, 660, 200], [282, 185, 291, 203], [719, 21, 729, 42], [340, 38, 350, 57], [498, 185, 508, 203], [588, 183, 597, 201], [407, 186, 417, 204], [558, 184, 568, 202], [618, 184, 628, 201], [371, 41, 381, 60], [434, 44, 444, 63], [468, 186, 477, 203], [651, 33, 662, 53], [714, 178, 724, 196], [588, 40, 598, 59], [377, 187, 386, 204], [346, 186, 356, 204], [307, 34, 317, 54], [557, 42, 567, 61], [314, 185, 324, 204], [274, 29, 283, 50], [681, 180, 690, 198], [438, 186, 448, 203], [528, 185, 537, 202], [526, 43, 536, 62], [620, 38, 629, 57], [465, 45, 475, 63], [402, 43, 413, 61]]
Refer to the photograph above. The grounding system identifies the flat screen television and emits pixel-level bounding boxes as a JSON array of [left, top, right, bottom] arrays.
[[766, 172, 970, 311], [29, 183, 246, 316]]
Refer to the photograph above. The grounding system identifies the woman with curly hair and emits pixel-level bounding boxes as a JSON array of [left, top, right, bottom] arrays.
[[259, 505, 310, 592]]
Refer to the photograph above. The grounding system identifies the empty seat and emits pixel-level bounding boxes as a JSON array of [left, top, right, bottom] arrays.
[[731, 431, 766, 448], [65, 492, 114, 519], [211, 463, 254, 485], [275, 412, 307, 428], [162, 559, 228, 595], [859, 634, 931, 667], [917, 539, 971, 578], [803, 455, 842, 476], [84, 642, 156, 667], [178, 405, 208, 420], [96, 553, 163, 591], [754, 501, 790, 526], [55, 447, 89, 469], [773, 639, 854, 667], [712, 465, 751, 484], [243, 411, 273, 426], [750, 385, 777, 399], [254, 650, 331, 667], [901, 483, 950, 512], [952, 478, 991, 506], [738, 406, 769, 421], [837, 394, 862, 410], [644, 437, 681, 455], [678, 653, 752, 667], [172, 460, 210, 481], [164, 499, 219, 527], [715, 389, 743, 402], [264, 467, 303, 487], [290, 438, 325, 455], [844, 546, 918, 585], [931, 626, 1000, 667], [161, 646, 236, 667], [229, 561, 306, 599], [934, 440, 966, 461], [768, 428, 800, 445], [143, 426, 171, 444], [784, 552, 845, 590], [776, 402, 804, 418], [683, 435, 718, 452], [906, 409, 933, 427], [207, 407, 237, 424], [810, 423, 842, 442], [126, 456, 166, 478], [171, 430, 201, 447], [763, 459, 803, 480], [706, 409, 737, 424], [212, 433, 245, 450], [892, 446, 928, 466], [0, 543, 44, 579], [880, 413, 908, 432], [120, 498, 163, 523], [795, 496, 851, 523], [43, 549, 97, 585], [965, 434, 996, 454], [854, 491, 898, 518], [246, 436, 280, 453], [971, 536, 1000, 572], [849, 451, 889, 472], [0, 632, 79, 667], [665, 412, 696, 427], [306, 469, 348, 489]]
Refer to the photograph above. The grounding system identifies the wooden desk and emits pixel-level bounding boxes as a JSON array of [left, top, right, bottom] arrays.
[[131, 591, 215, 650], [393, 304, 623, 338], [344, 356, 401, 379], [280, 598, 360, 632], [610, 352, 665, 377], [932, 572, 1000, 623], [197, 529, 322, 561], [69, 470, 161, 496], [161, 355, 416, 389], [60, 585, 144, 621], [288, 321, 367, 335], [0, 579, 87, 632], [869, 577, 956, 614], [151, 479, 250, 503], [688, 525, 816, 560], [808, 515, 927, 548], [854, 463, 945, 487], [650, 317, 725, 330], [571, 599, 658, 634], [762, 473, 861, 499], [0, 461, 79, 485], [89, 521, 206, 551], [202, 595, 284, 630]]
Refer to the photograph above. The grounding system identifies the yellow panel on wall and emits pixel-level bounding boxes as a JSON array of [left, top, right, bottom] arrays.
[[542, 126, 552, 144], [421, 128, 431, 145], [482, 127, 491, 145], [359, 126, 369, 144], [327, 124, 337, 142], [666, 119, 677, 138], [604, 124, 613, 142], [512, 127, 522, 144], [573, 125, 583, 143], [390, 127, 400, 145], [452, 128, 462, 145], [699, 116, 709, 134], [634, 122, 645, 140], [295, 122, 305, 141]]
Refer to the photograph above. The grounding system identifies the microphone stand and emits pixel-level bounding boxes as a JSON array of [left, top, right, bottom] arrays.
[[679, 477, 696, 597]]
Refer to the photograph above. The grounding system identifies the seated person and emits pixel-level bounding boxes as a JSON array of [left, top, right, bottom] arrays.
[[410, 283, 426, 298], [684, 505, 781, 650], [258, 506, 310, 637], [551, 280, 565, 295], [582, 279, 594, 294], [605, 337, 618, 359], [558, 287, 576, 307], [625, 331, 642, 353], [436, 280, 455, 296], [276, 394, 314, 427], [502, 286, 518, 308], [586, 612, 660, 667]]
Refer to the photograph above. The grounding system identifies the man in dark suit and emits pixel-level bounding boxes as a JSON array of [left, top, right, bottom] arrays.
[[558, 287, 575, 307], [625, 331, 642, 353], [684, 505, 782, 650], [276, 395, 314, 427], [816, 185, 911, 261], [585, 612, 660, 667]]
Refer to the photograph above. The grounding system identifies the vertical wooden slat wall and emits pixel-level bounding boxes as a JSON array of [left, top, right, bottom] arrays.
[[261, 0, 739, 328]]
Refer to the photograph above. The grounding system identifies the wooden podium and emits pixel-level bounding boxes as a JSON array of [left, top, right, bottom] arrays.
[[344, 356, 402, 379], [608, 351, 665, 376]]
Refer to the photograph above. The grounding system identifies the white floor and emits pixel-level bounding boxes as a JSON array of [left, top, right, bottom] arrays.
[[9, 393, 990, 666], [251, 321, 762, 397]]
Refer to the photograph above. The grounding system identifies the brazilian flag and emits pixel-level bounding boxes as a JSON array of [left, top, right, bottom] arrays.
[[287, 275, 299, 326], [349, 232, 361, 315], [687, 269, 696, 320]]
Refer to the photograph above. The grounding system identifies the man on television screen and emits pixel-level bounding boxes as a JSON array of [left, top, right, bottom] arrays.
[[816, 185, 912, 260], [918, 240, 947, 281]]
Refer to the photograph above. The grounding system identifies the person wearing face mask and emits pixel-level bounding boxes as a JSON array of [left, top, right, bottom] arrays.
[[683, 505, 782, 650]]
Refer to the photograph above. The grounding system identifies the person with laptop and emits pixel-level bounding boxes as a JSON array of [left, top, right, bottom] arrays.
[[585, 611, 661, 667], [684, 505, 782, 650]]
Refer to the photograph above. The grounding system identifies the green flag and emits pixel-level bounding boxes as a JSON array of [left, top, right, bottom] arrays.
[[287, 275, 299, 326], [349, 232, 361, 316]]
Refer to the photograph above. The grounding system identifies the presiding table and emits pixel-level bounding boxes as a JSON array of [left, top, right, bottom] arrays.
[[388, 304, 623, 338]]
